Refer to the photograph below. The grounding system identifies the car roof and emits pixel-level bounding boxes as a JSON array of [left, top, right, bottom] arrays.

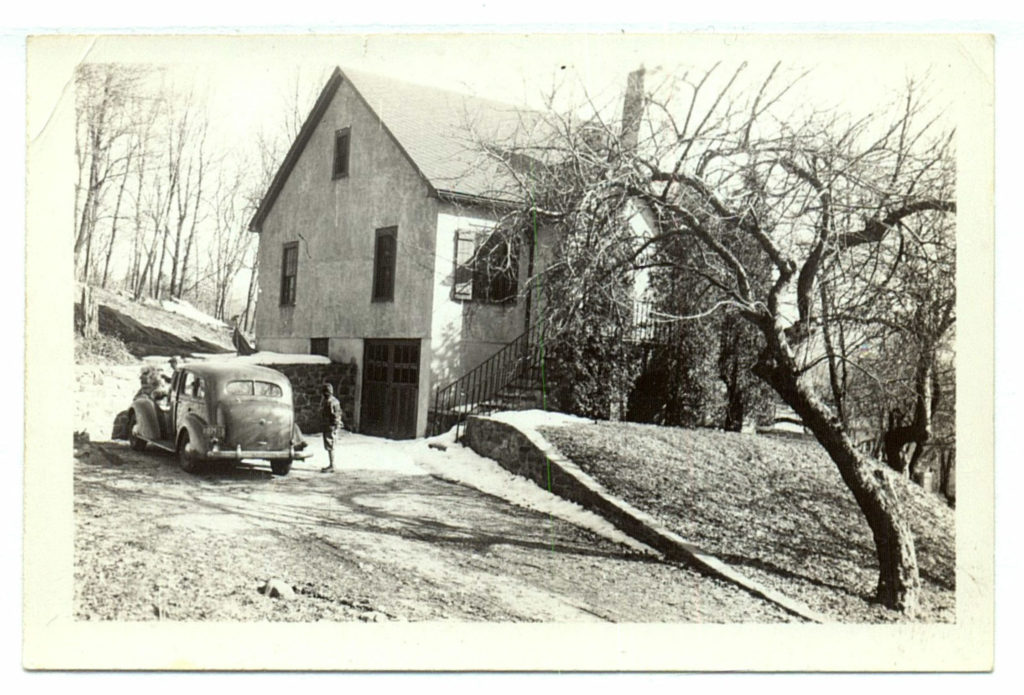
[[181, 361, 290, 384]]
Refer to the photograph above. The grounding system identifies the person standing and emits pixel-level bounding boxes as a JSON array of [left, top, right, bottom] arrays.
[[320, 383, 343, 473]]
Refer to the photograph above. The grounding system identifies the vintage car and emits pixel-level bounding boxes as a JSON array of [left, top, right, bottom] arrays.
[[126, 361, 311, 476]]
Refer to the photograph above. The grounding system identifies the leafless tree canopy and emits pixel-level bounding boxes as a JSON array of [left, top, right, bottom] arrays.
[[73, 64, 322, 328], [476, 62, 956, 614]]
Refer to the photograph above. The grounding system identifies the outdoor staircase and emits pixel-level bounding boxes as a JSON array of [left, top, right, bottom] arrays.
[[428, 321, 552, 439], [427, 302, 677, 439]]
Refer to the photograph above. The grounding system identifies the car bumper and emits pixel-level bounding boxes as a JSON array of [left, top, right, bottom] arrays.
[[207, 446, 312, 461]]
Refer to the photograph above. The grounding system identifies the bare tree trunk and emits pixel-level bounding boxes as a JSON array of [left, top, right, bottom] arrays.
[[755, 350, 921, 613], [154, 224, 169, 299], [78, 286, 98, 338], [177, 151, 205, 301], [820, 281, 848, 428], [939, 449, 955, 505], [242, 259, 258, 333], [723, 354, 744, 431], [102, 149, 134, 288], [883, 343, 938, 477]]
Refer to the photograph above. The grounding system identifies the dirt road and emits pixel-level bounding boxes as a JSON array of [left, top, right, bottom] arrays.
[[74, 437, 793, 623]]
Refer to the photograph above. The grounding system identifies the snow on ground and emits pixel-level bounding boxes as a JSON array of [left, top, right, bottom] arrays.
[[292, 432, 429, 475], [151, 297, 230, 329], [191, 351, 333, 365], [485, 409, 594, 429], [290, 411, 650, 554], [400, 430, 654, 554]]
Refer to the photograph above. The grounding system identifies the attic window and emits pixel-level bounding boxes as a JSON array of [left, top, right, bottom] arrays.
[[453, 229, 519, 303], [332, 127, 351, 179]]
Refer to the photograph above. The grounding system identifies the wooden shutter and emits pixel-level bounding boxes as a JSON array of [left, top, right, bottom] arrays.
[[453, 229, 476, 301]]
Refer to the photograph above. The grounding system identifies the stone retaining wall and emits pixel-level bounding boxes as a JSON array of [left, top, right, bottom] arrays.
[[260, 362, 357, 434], [463, 414, 826, 623]]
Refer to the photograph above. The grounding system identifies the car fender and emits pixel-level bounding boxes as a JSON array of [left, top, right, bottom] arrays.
[[177, 412, 211, 456], [130, 397, 161, 441]]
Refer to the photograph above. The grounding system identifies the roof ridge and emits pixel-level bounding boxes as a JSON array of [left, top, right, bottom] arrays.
[[340, 65, 536, 115]]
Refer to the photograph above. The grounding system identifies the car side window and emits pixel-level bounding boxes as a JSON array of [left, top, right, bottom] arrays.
[[194, 377, 206, 398], [254, 381, 283, 398], [181, 372, 195, 397]]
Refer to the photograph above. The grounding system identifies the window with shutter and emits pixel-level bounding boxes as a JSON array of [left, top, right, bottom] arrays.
[[452, 228, 519, 303]]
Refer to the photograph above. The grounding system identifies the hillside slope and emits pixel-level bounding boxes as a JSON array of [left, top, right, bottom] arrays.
[[78, 286, 235, 358], [75, 286, 237, 440], [539, 421, 954, 623]]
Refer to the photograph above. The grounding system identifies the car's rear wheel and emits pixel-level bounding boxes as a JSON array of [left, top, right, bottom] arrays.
[[271, 460, 292, 476], [127, 411, 146, 451], [177, 432, 201, 474]]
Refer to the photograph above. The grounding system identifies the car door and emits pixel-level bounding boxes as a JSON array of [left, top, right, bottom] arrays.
[[157, 371, 180, 440], [175, 371, 209, 439]]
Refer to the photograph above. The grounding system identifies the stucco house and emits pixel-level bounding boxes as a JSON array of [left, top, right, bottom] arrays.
[[248, 67, 566, 439]]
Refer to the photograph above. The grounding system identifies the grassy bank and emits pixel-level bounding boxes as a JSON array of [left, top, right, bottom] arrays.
[[539, 421, 954, 623]]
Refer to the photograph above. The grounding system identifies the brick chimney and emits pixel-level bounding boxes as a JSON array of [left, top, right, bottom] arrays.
[[620, 66, 646, 152]]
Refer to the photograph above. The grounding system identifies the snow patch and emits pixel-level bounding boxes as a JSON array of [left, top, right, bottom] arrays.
[[401, 431, 653, 554], [291, 433, 429, 475], [484, 409, 594, 429], [151, 297, 230, 329]]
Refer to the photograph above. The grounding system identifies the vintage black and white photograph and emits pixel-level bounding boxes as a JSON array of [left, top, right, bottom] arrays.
[[23, 32, 994, 670]]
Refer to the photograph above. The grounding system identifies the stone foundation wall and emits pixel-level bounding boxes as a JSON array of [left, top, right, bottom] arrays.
[[260, 362, 357, 434]]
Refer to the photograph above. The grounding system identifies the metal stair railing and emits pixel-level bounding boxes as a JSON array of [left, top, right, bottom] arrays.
[[429, 321, 548, 439], [630, 300, 677, 345]]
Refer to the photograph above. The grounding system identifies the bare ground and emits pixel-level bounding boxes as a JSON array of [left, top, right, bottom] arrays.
[[74, 440, 795, 623]]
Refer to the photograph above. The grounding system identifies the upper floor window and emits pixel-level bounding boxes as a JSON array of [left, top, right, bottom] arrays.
[[332, 127, 351, 179], [372, 226, 397, 302], [453, 229, 519, 303], [280, 242, 298, 306]]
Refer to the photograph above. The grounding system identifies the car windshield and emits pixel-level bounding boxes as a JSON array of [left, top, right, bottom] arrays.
[[225, 380, 284, 398]]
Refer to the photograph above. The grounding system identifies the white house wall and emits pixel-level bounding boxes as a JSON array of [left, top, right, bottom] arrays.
[[253, 76, 437, 437], [430, 202, 533, 389], [428, 202, 565, 395]]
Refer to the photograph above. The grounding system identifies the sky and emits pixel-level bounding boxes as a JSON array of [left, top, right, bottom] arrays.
[[35, 33, 977, 154]]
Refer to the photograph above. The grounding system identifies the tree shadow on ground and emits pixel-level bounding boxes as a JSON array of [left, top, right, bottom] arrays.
[[716, 553, 872, 601], [81, 444, 655, 566]]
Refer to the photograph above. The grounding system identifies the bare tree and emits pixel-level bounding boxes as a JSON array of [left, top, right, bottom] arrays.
[[207, 158, 258, 320], [237, 67, 328, 332], [481, 64, 955, 613], [74, 64, 152, 283]]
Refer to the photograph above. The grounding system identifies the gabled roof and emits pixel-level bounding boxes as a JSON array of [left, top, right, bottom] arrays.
[[249, 66, 539, 232]]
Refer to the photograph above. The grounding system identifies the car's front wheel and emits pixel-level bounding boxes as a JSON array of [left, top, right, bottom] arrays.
[[177, 432, 201, 474], [127, 411, 147, 452], [271, 460, 292, 476]]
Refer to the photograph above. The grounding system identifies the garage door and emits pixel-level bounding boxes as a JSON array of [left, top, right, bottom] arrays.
[[361, 339, 420, 439]]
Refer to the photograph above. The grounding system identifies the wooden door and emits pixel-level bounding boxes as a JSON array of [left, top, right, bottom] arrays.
[[361, 339, 420, 439]]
